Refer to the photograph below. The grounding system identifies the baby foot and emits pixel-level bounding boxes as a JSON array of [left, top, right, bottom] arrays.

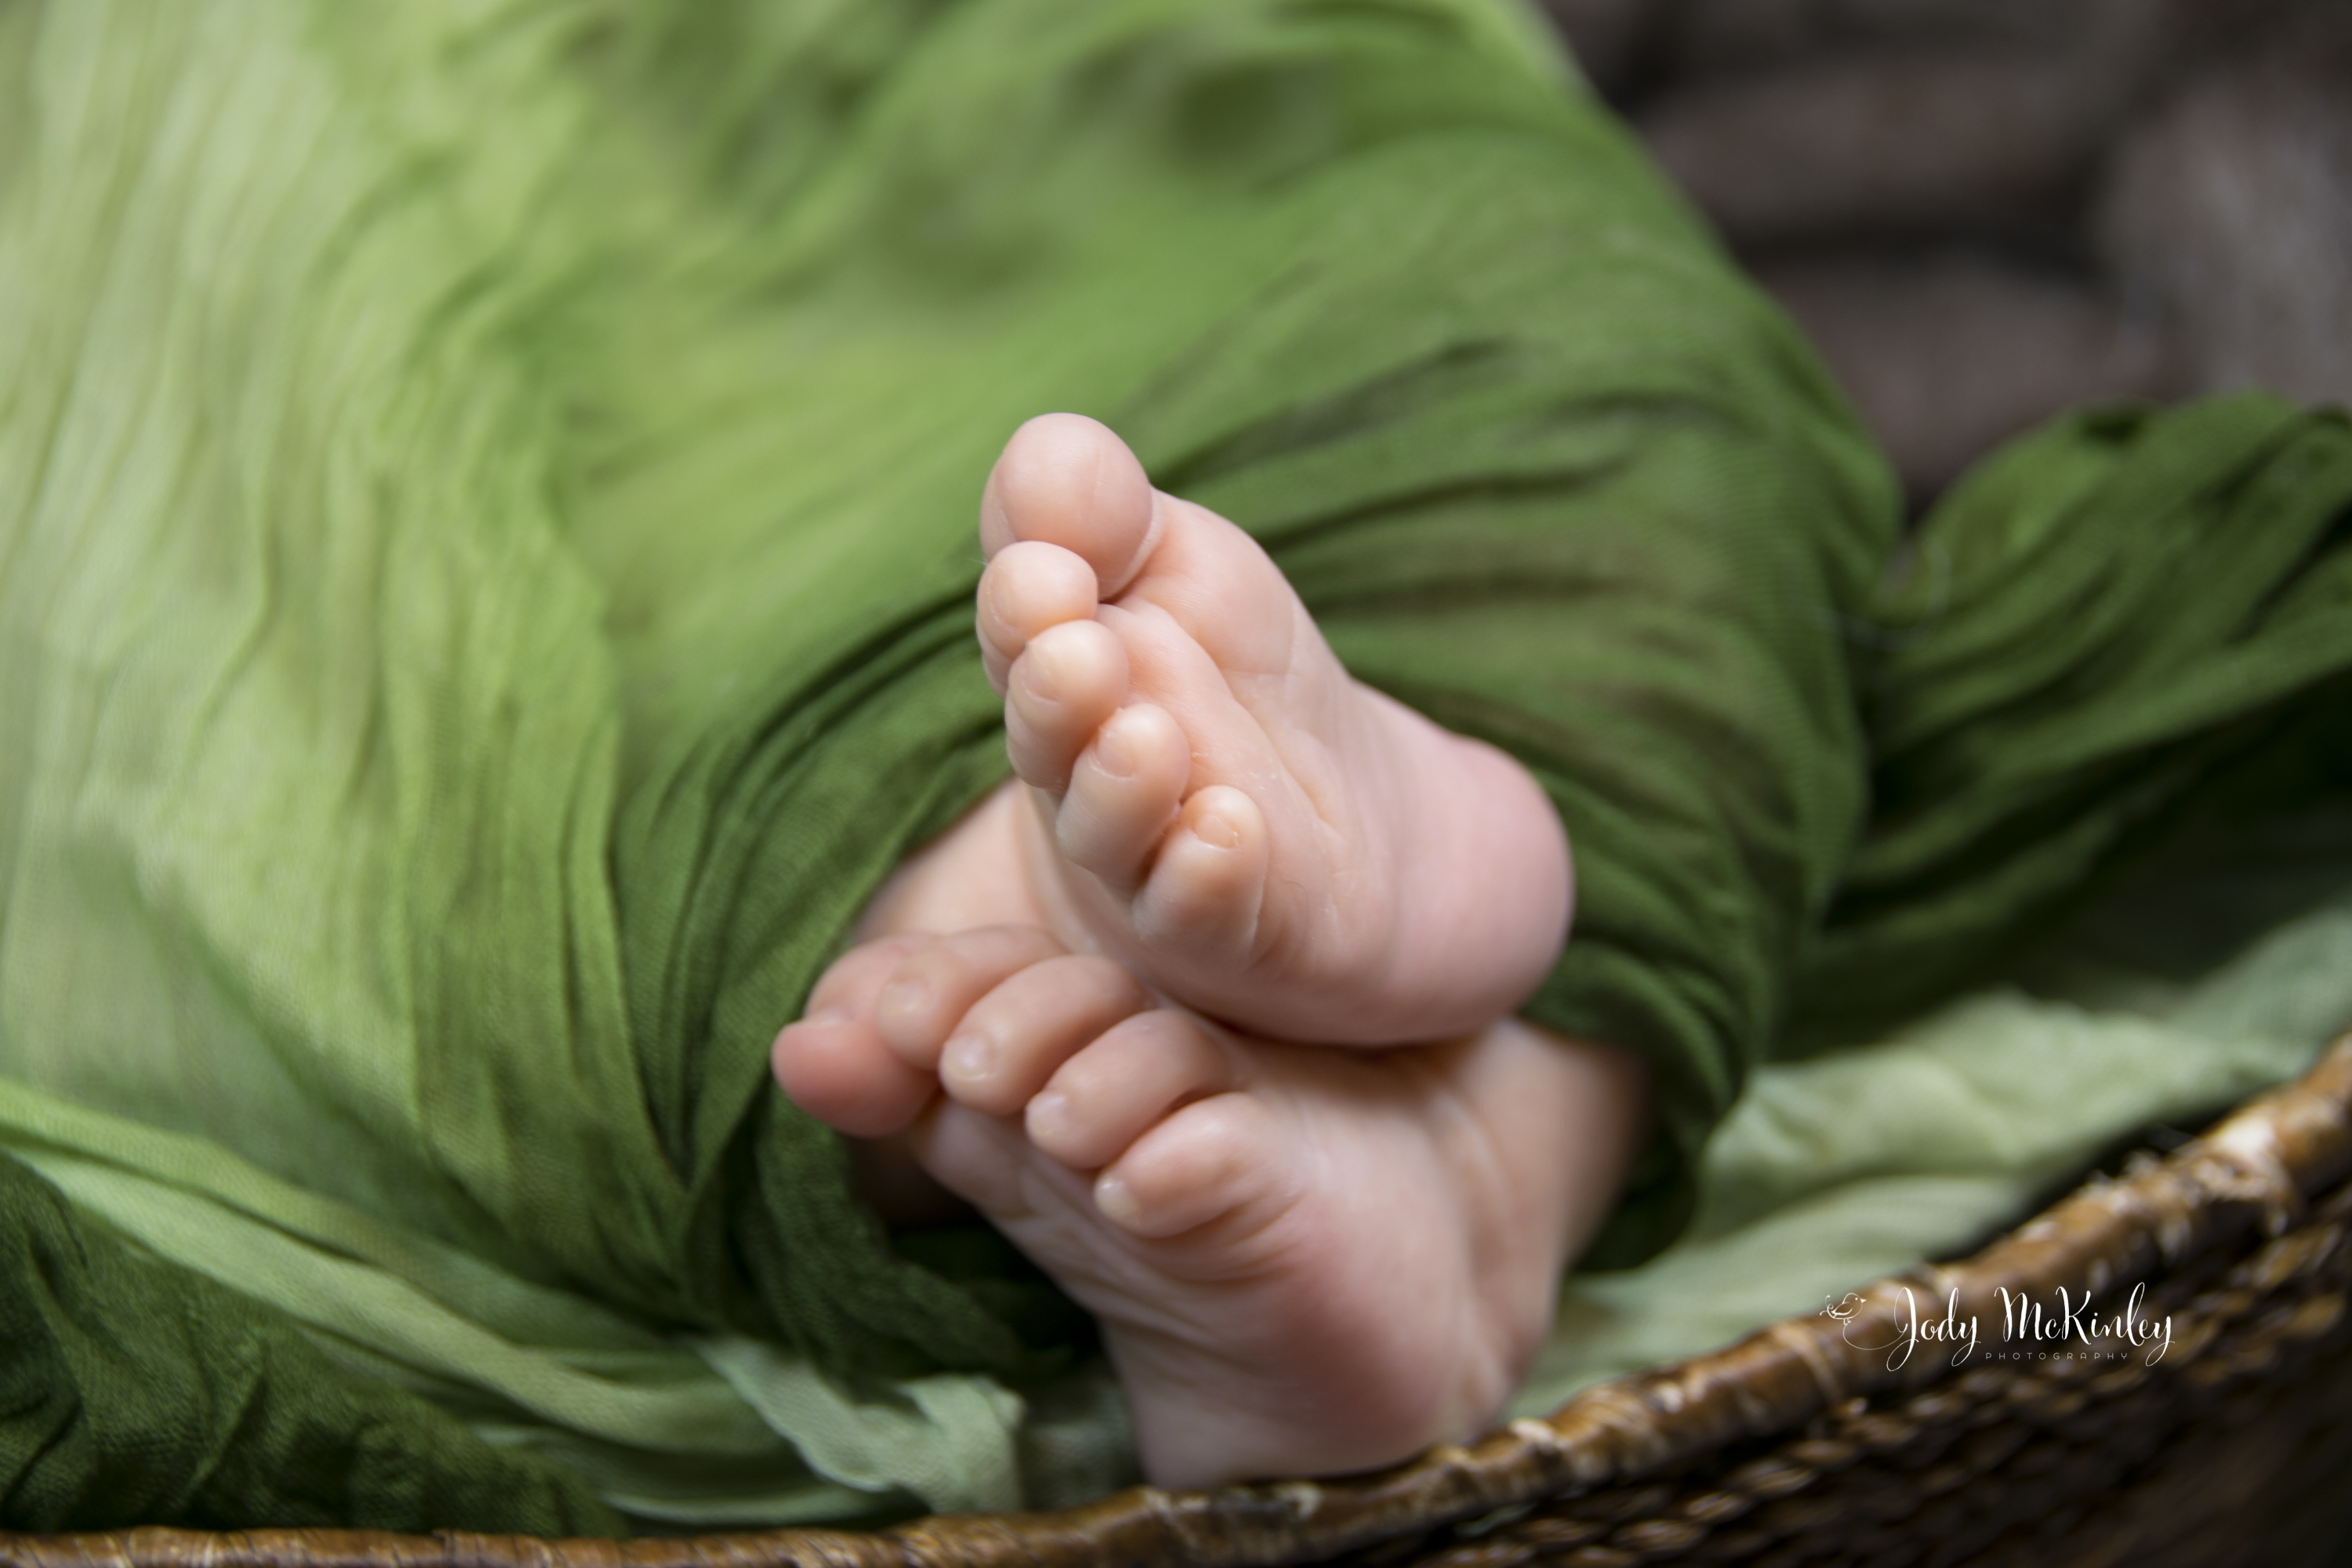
[[772, 929, 1643, 1488], [975, 413, 1571, 1045]]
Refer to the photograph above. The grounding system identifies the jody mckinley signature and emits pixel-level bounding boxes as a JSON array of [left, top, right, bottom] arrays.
[[1820, 1283, 2173, 1370]]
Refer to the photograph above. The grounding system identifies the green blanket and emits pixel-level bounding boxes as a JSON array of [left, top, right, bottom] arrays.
[[4, 0, 2351, 1534]]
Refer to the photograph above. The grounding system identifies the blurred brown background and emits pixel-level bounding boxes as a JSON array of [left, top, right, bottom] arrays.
[[1540, 0, 2352, 504]]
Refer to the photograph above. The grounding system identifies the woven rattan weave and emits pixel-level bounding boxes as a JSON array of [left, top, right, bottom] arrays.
[[10, 1039, 2352, 1568]]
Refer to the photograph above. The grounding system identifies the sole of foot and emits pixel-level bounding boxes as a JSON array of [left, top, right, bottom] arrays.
[[975, 412, 1572, 1045], [773, 927, 1646, 1488]]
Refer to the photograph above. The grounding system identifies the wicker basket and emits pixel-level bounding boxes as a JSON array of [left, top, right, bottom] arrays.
[[10, 1037, 2352, 1568]]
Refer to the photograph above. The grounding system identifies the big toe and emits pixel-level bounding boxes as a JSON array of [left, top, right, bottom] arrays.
[[772, 937, 938, 1138], [981, 413, 1161, 597]]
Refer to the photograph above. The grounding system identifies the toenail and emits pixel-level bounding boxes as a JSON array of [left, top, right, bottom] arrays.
[[1022, 653, 1062, 702], [1094, 1173, 1142, 1227], [1028, 1090, 1072, 1141], [944, 1033, 996, 1083], [981, 572, 1022, 633], [1192, 810, 1240, 851], [803, 1005, 854, 1026], [1094, 725, 1135, 779], [877, 980, 928, 1018]]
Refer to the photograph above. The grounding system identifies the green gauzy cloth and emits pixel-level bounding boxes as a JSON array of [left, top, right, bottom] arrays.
[[5, 0, 2352, 1536]]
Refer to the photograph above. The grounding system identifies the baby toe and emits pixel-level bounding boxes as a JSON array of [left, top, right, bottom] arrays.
[[1004, 619, 1127, 791], [771, 935, 935, 1134], [938, 954, 1151, 1117], [873, 926, 1067, 1069], [1131, 785, 1269, 956], [978, 539, 1099, 692], [1093, 1090, 1291, 1240], [980, 413, 1160, 597], [1025, 1007, 1236, 1172], [772, 1007, 937, 1139], [1052, 702, 1190, 887]]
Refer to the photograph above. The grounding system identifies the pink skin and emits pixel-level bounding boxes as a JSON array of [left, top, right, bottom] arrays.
[[770, 412, 1643, 1488], [774, 927, 1646, 1489], [971, 413, 1573, 1046]]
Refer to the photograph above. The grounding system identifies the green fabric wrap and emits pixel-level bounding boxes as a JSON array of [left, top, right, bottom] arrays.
[[4, 0, 2352, 1534], [1799, 399, 2352, 1044], [0, 1156, 622, 1534]]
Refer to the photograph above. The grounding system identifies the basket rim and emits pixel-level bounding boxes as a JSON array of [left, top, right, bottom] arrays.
[[9, 1037, 2351, 1568]]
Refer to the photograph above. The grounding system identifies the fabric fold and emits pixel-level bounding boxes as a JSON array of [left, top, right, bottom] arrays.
[[5, 0, 2352, 1534], [1796, 399, 2352, 1047]]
